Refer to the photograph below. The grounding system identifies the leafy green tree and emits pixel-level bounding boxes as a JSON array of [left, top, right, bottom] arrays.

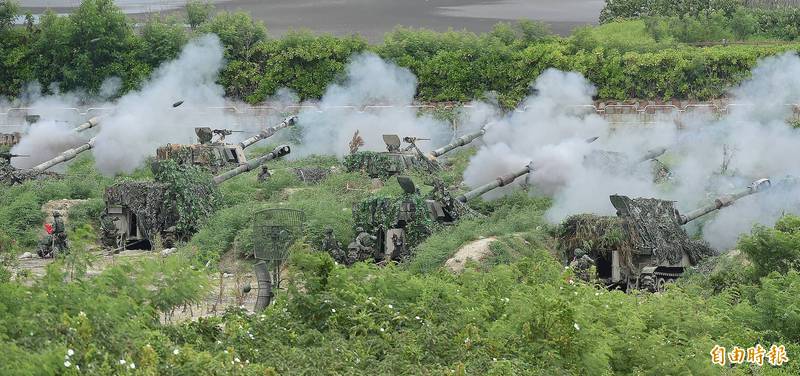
[[739, 215, 800, 279], [0, 0, 34, 97], [199, 11, 267, 62], [0, 0, 19, 31], [30, 0, 147, 95], [139, 16, 188, 69], [185, 0, 214, 30], [230, 31, 367, 102]]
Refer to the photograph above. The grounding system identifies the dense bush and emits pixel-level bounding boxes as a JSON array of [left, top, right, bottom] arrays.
[[739, 214, 800, 279], [600, 0, 800, 41], [3, 0, 800, 104]]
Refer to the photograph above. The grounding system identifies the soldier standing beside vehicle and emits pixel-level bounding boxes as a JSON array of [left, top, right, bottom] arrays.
[[52, 211, 69, 255]]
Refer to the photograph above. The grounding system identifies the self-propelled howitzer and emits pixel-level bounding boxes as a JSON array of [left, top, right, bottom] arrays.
[[238, 115, 297, 149], [103, 145, 291, 250], [559, 178, 771, 292]]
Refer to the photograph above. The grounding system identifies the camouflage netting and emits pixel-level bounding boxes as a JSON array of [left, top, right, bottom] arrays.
[[351, 193, 436, 256], [557, 214, 636, 262], [611, 196, 716, 265], [343, 151, 391, 175], [293, 168, 329, 184], [104, 181, 175, 241], [0, 164, 61, 185]]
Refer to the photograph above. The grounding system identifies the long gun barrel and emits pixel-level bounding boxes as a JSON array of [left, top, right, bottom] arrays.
[[456, 163, 534, 203], [72, 116, 103, 132], [213, 145, 291, 185], [239, 115, 297, 150], [429, 128, 486, 159], [31, 138, 96, 172], [679, 178, 771, 224]]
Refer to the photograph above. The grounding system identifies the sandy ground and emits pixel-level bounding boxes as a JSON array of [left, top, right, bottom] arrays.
[[445, 236, 496, 272], [18, 0, 603, 41]]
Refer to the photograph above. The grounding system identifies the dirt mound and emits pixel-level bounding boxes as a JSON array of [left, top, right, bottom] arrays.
[[445, 237, 496, 273]]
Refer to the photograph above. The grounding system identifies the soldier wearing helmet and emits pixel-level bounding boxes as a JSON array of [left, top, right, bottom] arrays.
[[569, 248, 594, 282]]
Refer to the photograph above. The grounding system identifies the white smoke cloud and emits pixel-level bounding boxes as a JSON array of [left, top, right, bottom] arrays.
[[8, 80, 118, 169], [295, 52, 452, 157], [92, 34, 229, 174], [462, 53, 800, 251]]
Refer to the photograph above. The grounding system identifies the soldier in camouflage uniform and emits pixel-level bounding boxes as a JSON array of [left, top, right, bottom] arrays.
[[569, 248, 594, 282], [39, 211, 69, 258], [257, 165, 271, 182], [347, 227, 377, 264], [53, 211, 69, 255], [322, 227, 347, 263]]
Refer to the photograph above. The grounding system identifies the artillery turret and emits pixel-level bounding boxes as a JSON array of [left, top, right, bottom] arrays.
[[155, 127, 247, 173], [344, 134, 428, 178], [558, 178, 771, 291], [238, 115, 297, 149], [103, 145, 291, 250], [345, 126, 491, 179], [341, 166, 534, 266]]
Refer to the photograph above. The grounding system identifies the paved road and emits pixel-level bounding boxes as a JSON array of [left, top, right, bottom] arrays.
[[19, 0, 603, 41]]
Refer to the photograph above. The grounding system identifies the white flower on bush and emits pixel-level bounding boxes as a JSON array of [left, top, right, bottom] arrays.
[[573, 323, 580, 331], [380, 328, 385, 332], [173, 348, 180, 355], [415, 316, 421, 320], [387, 304, 393, 309], [67, 349, 74, 357], [235, 357, 241, 363], [331, 308, 336, 313], [119, 359, 126, 365], [129, 363, 136, 369], [64, 361, 71, 368]]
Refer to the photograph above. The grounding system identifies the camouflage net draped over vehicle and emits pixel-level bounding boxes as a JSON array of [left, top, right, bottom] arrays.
[[105, 181, 175, 241], [557, 214, 636, 262], [351, 193, 436, 254], [611, 196, 716, 265], [343, 152, 393, 178], [105, 160, 221, 241], [0, 160, 61, 185], [153, 160, 221, 237]]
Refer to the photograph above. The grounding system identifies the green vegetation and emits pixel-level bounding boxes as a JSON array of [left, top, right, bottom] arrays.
[[2, 141, 800, 374], [3, 0, 800, 373], [3, 0, 800, 105]]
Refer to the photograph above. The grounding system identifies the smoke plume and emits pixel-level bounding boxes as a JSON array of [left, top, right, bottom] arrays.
[[462, 54, 800, 250], [295, 53, 452, 157], [92, 34, 228, 174]]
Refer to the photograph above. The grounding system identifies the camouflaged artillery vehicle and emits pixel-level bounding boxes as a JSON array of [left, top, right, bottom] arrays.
[[0, 116, 104, 184], [557, 178, 771, 291], [102, 145, 291, 250], [344, 128, 487, 179], [339, 163, 535, 265], [155, 116, 296, 174]]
